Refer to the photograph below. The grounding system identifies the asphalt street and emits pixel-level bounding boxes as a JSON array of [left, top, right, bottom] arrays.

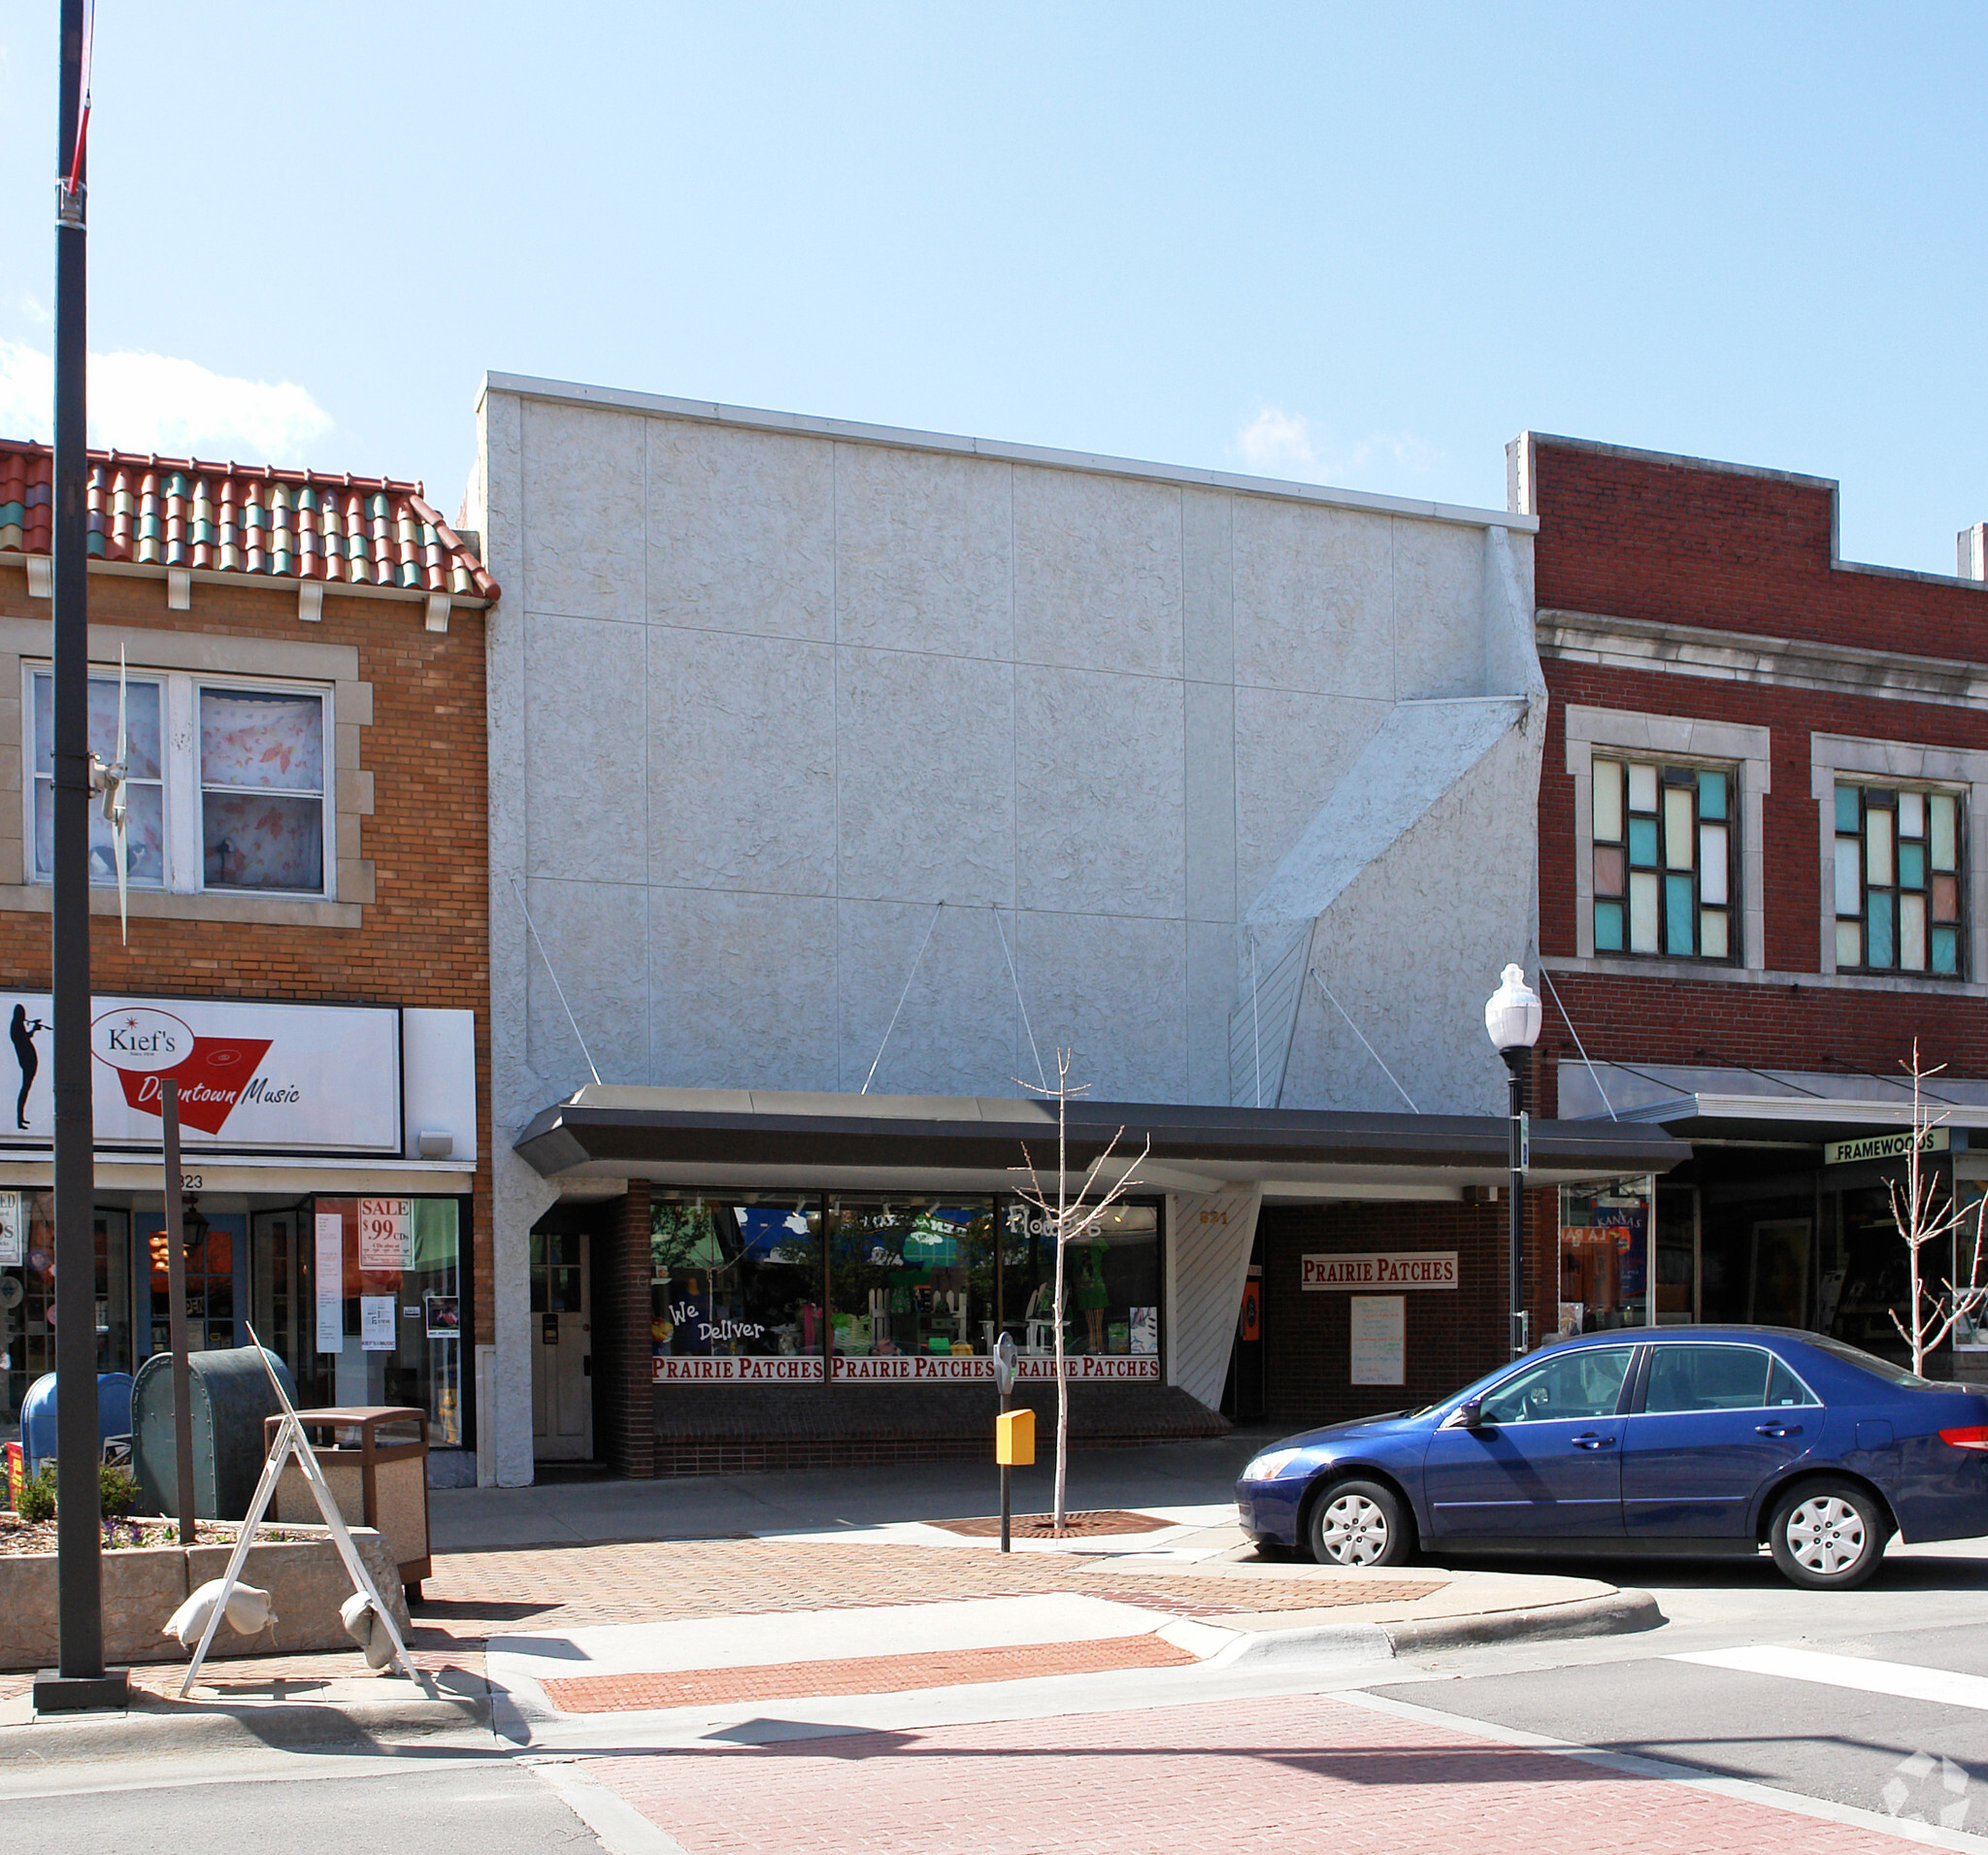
[[1356, 1538, 1988, 1835]]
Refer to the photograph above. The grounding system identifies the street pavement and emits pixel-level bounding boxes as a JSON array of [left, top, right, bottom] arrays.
[[7, 1436, 1988, 1850]]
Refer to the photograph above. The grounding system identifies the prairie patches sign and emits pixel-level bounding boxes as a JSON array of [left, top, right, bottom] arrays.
[[1302, 1251, 1458, 1290]]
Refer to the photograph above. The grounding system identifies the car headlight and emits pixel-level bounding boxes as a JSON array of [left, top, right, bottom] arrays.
[[1242, 1447, 1304, 1482]]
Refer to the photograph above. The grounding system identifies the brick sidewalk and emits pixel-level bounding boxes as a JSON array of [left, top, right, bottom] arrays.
[[1, 1538, 1431, 1704], [585, 1693, 1920, 1855]]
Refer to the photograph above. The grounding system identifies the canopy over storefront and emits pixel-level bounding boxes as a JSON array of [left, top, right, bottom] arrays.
[[515, 1084, 1687, 1200]]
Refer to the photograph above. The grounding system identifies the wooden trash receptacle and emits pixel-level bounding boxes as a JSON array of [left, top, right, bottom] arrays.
[[266, 1405, 433, 1600]]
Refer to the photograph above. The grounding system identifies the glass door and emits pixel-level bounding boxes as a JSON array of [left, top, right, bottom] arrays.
[[1654, 1183, 1699, 1324]]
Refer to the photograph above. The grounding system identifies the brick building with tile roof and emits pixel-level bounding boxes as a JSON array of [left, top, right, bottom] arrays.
[[0, 435, 497, 1486]]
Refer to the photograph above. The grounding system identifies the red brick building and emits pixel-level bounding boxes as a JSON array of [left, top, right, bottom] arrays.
[[1517, 432, 1988, 1369], [0, 440, 495, 1478]]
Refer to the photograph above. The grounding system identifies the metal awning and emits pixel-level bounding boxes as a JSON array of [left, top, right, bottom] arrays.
[[1558, 1060, 1988, 1144], [514, 1084, 1687, 1201]]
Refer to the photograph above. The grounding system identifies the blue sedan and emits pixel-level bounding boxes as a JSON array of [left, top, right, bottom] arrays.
[[1235, 1326, 1988, 1588]]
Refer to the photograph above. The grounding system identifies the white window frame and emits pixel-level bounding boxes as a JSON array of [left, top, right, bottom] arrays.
[[22, 661, 337, 902], [1564, 706, 1772, 973], [1811, 733, 1988, 985]]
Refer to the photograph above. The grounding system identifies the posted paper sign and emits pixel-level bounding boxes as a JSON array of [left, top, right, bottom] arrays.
[[315, 1211, 345, 1353], [0, 1191, 22, 1268], [357, 1199, 413, 1272], [1350, 1295, 1406, 1386], [359, 1295, 397, 1351]]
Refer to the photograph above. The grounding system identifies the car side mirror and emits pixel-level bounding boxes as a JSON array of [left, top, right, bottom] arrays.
[[1443, 1399, 1485, 1431]]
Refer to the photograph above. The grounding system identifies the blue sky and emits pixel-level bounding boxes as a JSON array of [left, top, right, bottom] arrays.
[[0, 4, 1978, 572]]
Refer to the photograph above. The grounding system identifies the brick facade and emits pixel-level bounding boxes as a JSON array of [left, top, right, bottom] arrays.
[[1259, 1194, 1552, 1428], [1523, 434, 1988, 1113], [594, 1183, 656, 1477], [0, 554, 492, 1402]]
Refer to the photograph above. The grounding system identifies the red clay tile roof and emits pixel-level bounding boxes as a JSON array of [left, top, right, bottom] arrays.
[[0, 438, 497, 603]]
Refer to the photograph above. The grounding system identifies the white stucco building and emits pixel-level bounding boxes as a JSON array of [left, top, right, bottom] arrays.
[[462, 376, 1673, 1485]]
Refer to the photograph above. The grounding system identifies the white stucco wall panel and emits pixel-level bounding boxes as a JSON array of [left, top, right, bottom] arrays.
[[521, 399, 646, 624], [1182, 679, 1237, 924], [646, 626, 838, 895], [1283, 721, 1542, 1116], [1012, 467, 1183, 677], [1233, 688, 1390, 907], [1180, 488, 1235, 685], [834, 444, 1013, 660], [1392, 516, 1490, 700], [646, 418, 835, 642], [1015, 909, 1187, 1104], [1231, 498, 1394, 700], [1185, 919, 1238, 1107], [649, 886, 839, 1091], [522, 612, 648, 883], [522, 876, 648, 1092], [1015, 664, 1184, 920], [1165, 1183, 1262, 1411], [835, 646, 1016, 907], [837, 898, 1020, 1098]]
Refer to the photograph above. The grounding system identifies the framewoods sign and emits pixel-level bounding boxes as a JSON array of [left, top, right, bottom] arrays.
[[1302, 1251, 1458, 1290], [1824, 1128, 1950, 1167], [0, 993, 401, 1154]]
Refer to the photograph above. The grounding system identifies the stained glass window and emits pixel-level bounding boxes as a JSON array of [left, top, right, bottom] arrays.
[[1591, 758, 1734, 961], [1837, 784, 1962, 977]]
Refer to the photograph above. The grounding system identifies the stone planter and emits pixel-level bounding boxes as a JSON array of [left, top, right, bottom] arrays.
[[0, 1524, 409, 1671]]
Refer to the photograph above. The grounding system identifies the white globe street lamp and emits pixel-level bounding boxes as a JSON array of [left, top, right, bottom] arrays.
[[1485, 963, 1542, 1356]]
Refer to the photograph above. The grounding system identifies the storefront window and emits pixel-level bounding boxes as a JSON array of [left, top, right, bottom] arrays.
[[828, 1197, 995, 1362], [1558, 1177, 1653, 1336], [1000, 1201, 1161, 1358], [290, 1198, 462, 1444], [652, 1195, 823, 1381]]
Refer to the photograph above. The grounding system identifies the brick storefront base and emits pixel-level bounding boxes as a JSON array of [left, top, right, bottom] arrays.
[[650, 1381, 1230, 1477]]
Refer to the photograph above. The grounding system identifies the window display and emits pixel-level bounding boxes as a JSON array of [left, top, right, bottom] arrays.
[[1558, 1177, 1652, 1335], [1001, 1202, 1160, 1359], [827, 1197, 995, 1370], [652, 1195, 823, 1382]]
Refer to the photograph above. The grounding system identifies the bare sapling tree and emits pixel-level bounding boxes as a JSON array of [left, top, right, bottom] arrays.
[[1888, 1041, 1988, 1376], [1015, 1047, 1151, 1533]]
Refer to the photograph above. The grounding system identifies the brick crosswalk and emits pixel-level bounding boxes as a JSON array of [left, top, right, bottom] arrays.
[[585, 1693, 1920, 1854]]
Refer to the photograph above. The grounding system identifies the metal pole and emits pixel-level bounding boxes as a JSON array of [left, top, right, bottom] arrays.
[[1506, 1052, 1527, 1357], [42, 0, 116, 1709], [999, 1381, 1011, 1554], [161, 1083, 196, 1545]]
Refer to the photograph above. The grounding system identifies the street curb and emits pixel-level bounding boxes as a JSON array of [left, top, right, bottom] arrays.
[[1203, 1587, 1665, 1670], [0, 1692, 488, 1761], [1382, 1587, 1665, 1654]]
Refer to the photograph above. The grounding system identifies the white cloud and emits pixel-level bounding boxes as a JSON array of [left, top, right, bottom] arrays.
[[0, 338, 332, 460], [1231, 405, 1440, 489]]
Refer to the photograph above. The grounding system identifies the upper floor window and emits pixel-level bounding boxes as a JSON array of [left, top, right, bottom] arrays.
[[1835, 783, 1963, 976], [1590, 757, 1735, 961], [28, 666, 330, 898]]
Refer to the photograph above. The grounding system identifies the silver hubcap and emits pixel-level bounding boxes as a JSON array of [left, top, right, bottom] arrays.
[[1785, 1495, 1868, 1576], [1318, 1493, 1389, 1566]]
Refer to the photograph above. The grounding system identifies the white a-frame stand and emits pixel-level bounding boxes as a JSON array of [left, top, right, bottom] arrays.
[[178, 1324, 422, 1697]]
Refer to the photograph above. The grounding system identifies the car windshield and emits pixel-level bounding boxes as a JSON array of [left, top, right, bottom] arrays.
[[1804, 1335, 1950, 1390]]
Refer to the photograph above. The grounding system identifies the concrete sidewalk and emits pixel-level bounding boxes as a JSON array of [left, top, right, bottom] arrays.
[[0, 1436, 1662, 1754]]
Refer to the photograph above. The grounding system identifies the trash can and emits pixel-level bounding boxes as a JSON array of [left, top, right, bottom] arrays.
[[269, 1406, 432, 1601], [132, 1345, 296, 1519], [18, 1370, 136, 1475]]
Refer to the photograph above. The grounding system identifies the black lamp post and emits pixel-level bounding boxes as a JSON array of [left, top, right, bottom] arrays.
[[1484, 963, 1542, 1359]]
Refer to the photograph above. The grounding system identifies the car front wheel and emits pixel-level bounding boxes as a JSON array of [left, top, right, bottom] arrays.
[[1307, 1478, 1412, 1568], [1769, 1479, 1887, 1589]]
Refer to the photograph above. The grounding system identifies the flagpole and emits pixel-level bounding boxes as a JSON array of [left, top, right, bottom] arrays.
[[38, 0, 123, 1713]]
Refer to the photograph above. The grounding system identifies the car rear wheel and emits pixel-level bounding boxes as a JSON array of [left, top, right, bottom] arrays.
[[1769, 1479, 1887, 1590], [1307, 1478, 1412, 1568]]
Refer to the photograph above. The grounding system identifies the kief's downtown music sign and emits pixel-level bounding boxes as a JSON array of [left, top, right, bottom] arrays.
[[0, 993, 401, 1152]]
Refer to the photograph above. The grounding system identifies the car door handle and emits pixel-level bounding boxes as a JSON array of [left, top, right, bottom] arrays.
[[1571, 1432, 1616, 1449], [1756, 1423, 1802, 1439]]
